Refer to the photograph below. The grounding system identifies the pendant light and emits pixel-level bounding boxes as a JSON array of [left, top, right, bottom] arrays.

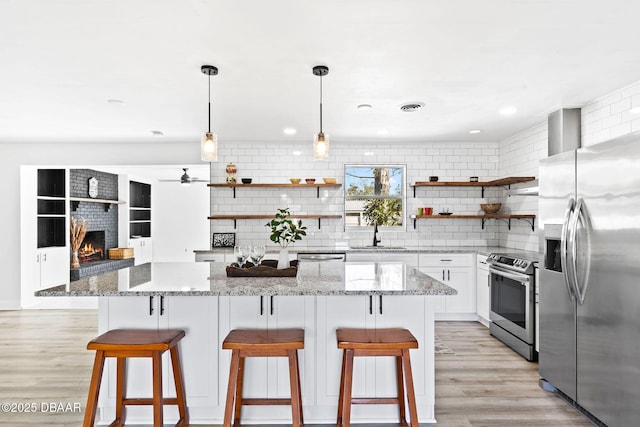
[[200, 65, 219, 162], [312, 65, 329, 161]]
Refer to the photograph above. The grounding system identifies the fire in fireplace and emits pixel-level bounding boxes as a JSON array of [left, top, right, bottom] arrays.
[[79, 231, 105, 263]]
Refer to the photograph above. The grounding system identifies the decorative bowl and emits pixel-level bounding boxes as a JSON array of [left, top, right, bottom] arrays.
[[480, 203, 502, 214], [323, 178, 337, 184], [305, 178, 316, 184], [241, 178, 252, 184], [289, 178, 301, 184]]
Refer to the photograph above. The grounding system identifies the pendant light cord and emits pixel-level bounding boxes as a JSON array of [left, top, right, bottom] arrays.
[[319, 74, 323, 133], [207, 75, 212, 133]]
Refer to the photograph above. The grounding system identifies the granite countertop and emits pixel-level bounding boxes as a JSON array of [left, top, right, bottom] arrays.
[[35, 261, 457, 297], [194, 246, 540, 261]]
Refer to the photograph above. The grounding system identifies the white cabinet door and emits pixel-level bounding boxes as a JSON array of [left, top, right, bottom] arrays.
[[38, 247, 69, 288], [130, 237, 153, 265], [218, 295, 312, 406], [316, 295, 430, 407], [419, 253, 475, 319], [316, 296, 371, 405], [100, 296, 215, 423], [476, 256, 490, 326]]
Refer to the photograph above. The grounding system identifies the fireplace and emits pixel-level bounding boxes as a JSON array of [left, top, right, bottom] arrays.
[[79, 231, 105, 263]]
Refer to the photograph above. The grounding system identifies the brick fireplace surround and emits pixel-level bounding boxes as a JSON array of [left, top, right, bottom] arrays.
[[69, 169, 134, 281]]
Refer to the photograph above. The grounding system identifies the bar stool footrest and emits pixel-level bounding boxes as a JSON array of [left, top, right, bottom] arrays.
[[242, 397, 292, 406], [352, 397, 401, 405]]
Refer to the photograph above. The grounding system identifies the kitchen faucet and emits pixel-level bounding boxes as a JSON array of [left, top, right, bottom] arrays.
[[372, 222, 381, 247]]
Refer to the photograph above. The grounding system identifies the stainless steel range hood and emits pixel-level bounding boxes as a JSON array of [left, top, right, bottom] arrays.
[[548, 108, 581, 156]]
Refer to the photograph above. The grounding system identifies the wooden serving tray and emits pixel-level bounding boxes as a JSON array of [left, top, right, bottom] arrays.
[[226, 260, 298, 277]]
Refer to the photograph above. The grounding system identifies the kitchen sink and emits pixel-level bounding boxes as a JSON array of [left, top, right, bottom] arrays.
[[349, 245, 406, 250]]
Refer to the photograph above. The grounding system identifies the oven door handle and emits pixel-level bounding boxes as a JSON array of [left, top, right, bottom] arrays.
[[489, 266, 530, 284]]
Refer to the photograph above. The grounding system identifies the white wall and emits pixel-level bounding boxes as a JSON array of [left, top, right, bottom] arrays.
[[153, 181, 209, 261]]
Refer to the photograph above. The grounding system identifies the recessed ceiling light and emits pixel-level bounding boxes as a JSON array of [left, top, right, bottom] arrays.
[[499, 106, 518, 115], [284, 127, 297, 135], [469, 129, 481, 134], [357, 104, 372, 110], [377, 129, 389, 135], [630, 107, 640, 114]]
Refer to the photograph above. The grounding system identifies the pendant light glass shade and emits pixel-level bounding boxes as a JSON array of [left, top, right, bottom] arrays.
[[312, 65, 329, 161], [201, 132, 218, 162], [313, 132, 329, 161], [200, 65, 219, 162]]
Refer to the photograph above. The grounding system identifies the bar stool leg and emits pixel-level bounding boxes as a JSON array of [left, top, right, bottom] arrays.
[[83, 350, 106, 427], [170, 346, 189, 426], [288, 350, 302, 427], [151, 352, 164, 427], [115, 357, 127, 427], [396, 355, 407, 426], [224, 350, 241, 427], [401, 349, 419, 427], [336, 349, 346, 425], [341, 349, 355, 427], [233, 356, 245, 427], [295, 351, 304, 425]]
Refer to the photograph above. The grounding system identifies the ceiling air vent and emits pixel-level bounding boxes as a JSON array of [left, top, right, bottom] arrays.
[[400, 102, 424, 112]]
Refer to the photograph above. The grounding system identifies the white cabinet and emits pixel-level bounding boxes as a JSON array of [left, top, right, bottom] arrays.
[[218, 295, 315, 412], [195, 252, 226, 262], [130, 237, 153, 265], [316, 295, 433, 421], [476, 254, 490, 326], [419, 254, 475, 320], [98, 296, 217, 423], [36, 247, 68, 288], [345, 252, 419, 266]]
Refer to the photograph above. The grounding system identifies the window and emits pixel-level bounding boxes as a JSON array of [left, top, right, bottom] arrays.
[[344, 165, 405, 228]]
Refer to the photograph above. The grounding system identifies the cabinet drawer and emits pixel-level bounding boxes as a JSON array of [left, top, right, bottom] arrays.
[[419, 253, 473, 267]]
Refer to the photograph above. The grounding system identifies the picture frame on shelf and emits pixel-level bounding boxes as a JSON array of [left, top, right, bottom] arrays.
[[213, 232, 236, 248]]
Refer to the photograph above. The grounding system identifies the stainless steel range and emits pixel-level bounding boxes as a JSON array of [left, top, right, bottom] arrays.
[[487, 253, 536, 361]]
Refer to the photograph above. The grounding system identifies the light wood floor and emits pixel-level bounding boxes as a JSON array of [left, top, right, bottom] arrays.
[[0, 310, 592, 426]]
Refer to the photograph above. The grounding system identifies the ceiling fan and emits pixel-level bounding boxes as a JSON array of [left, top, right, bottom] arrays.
[[159, 168, 209, 185]]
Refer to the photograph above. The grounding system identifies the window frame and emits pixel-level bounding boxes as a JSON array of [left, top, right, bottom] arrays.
[[343, 164, 407, 231]]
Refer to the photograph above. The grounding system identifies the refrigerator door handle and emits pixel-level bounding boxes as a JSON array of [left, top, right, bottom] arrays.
[[571, 198, 592, 305], [560, 198, 576, 300]]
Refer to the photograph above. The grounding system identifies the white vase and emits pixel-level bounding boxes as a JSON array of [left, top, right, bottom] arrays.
[[277, 248, 289, 269]]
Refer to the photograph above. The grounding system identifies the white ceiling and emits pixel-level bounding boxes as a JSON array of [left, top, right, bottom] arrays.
[[2, 0, 640, 144]]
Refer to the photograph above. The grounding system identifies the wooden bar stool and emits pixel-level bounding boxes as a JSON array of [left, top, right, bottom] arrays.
[[83, 329, 188, 427], [336, 328, 419, 427], [222, 328, 304, 427]]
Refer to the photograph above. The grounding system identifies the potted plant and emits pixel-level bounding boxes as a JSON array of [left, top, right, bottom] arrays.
[[265, 208, 307, 268]]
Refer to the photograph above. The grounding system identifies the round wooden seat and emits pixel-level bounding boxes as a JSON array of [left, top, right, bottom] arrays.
[[83, 329, 188, 427], [336, 327, 419, 427], [222, 328, 305, 427]]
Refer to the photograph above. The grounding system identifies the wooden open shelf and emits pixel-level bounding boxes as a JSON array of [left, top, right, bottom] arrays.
[[208, 182, 342, 198], [410, 176, 535, 197], [208, 214, 343, 229], [409, 213, 536, 231]]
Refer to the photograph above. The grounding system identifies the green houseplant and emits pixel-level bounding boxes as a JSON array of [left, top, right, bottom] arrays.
[[265, 208, 307, 268]]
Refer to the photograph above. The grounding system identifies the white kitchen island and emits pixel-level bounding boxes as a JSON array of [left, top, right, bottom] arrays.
[[37, 261, 455, 425]]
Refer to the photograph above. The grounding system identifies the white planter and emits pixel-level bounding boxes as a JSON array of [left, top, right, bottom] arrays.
[[277, 248, 289, 269]]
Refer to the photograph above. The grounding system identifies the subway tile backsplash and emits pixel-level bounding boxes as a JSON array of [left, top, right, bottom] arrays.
[[209, 141, 527, 250]]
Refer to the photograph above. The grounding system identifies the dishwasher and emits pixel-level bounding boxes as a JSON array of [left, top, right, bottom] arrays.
[[297, 252, 346, 262]]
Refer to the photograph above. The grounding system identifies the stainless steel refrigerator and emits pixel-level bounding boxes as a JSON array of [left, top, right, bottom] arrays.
[[539, 132, 640, 426]]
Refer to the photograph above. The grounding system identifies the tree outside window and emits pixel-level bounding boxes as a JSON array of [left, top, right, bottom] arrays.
[[344, 165, 405, 228]]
